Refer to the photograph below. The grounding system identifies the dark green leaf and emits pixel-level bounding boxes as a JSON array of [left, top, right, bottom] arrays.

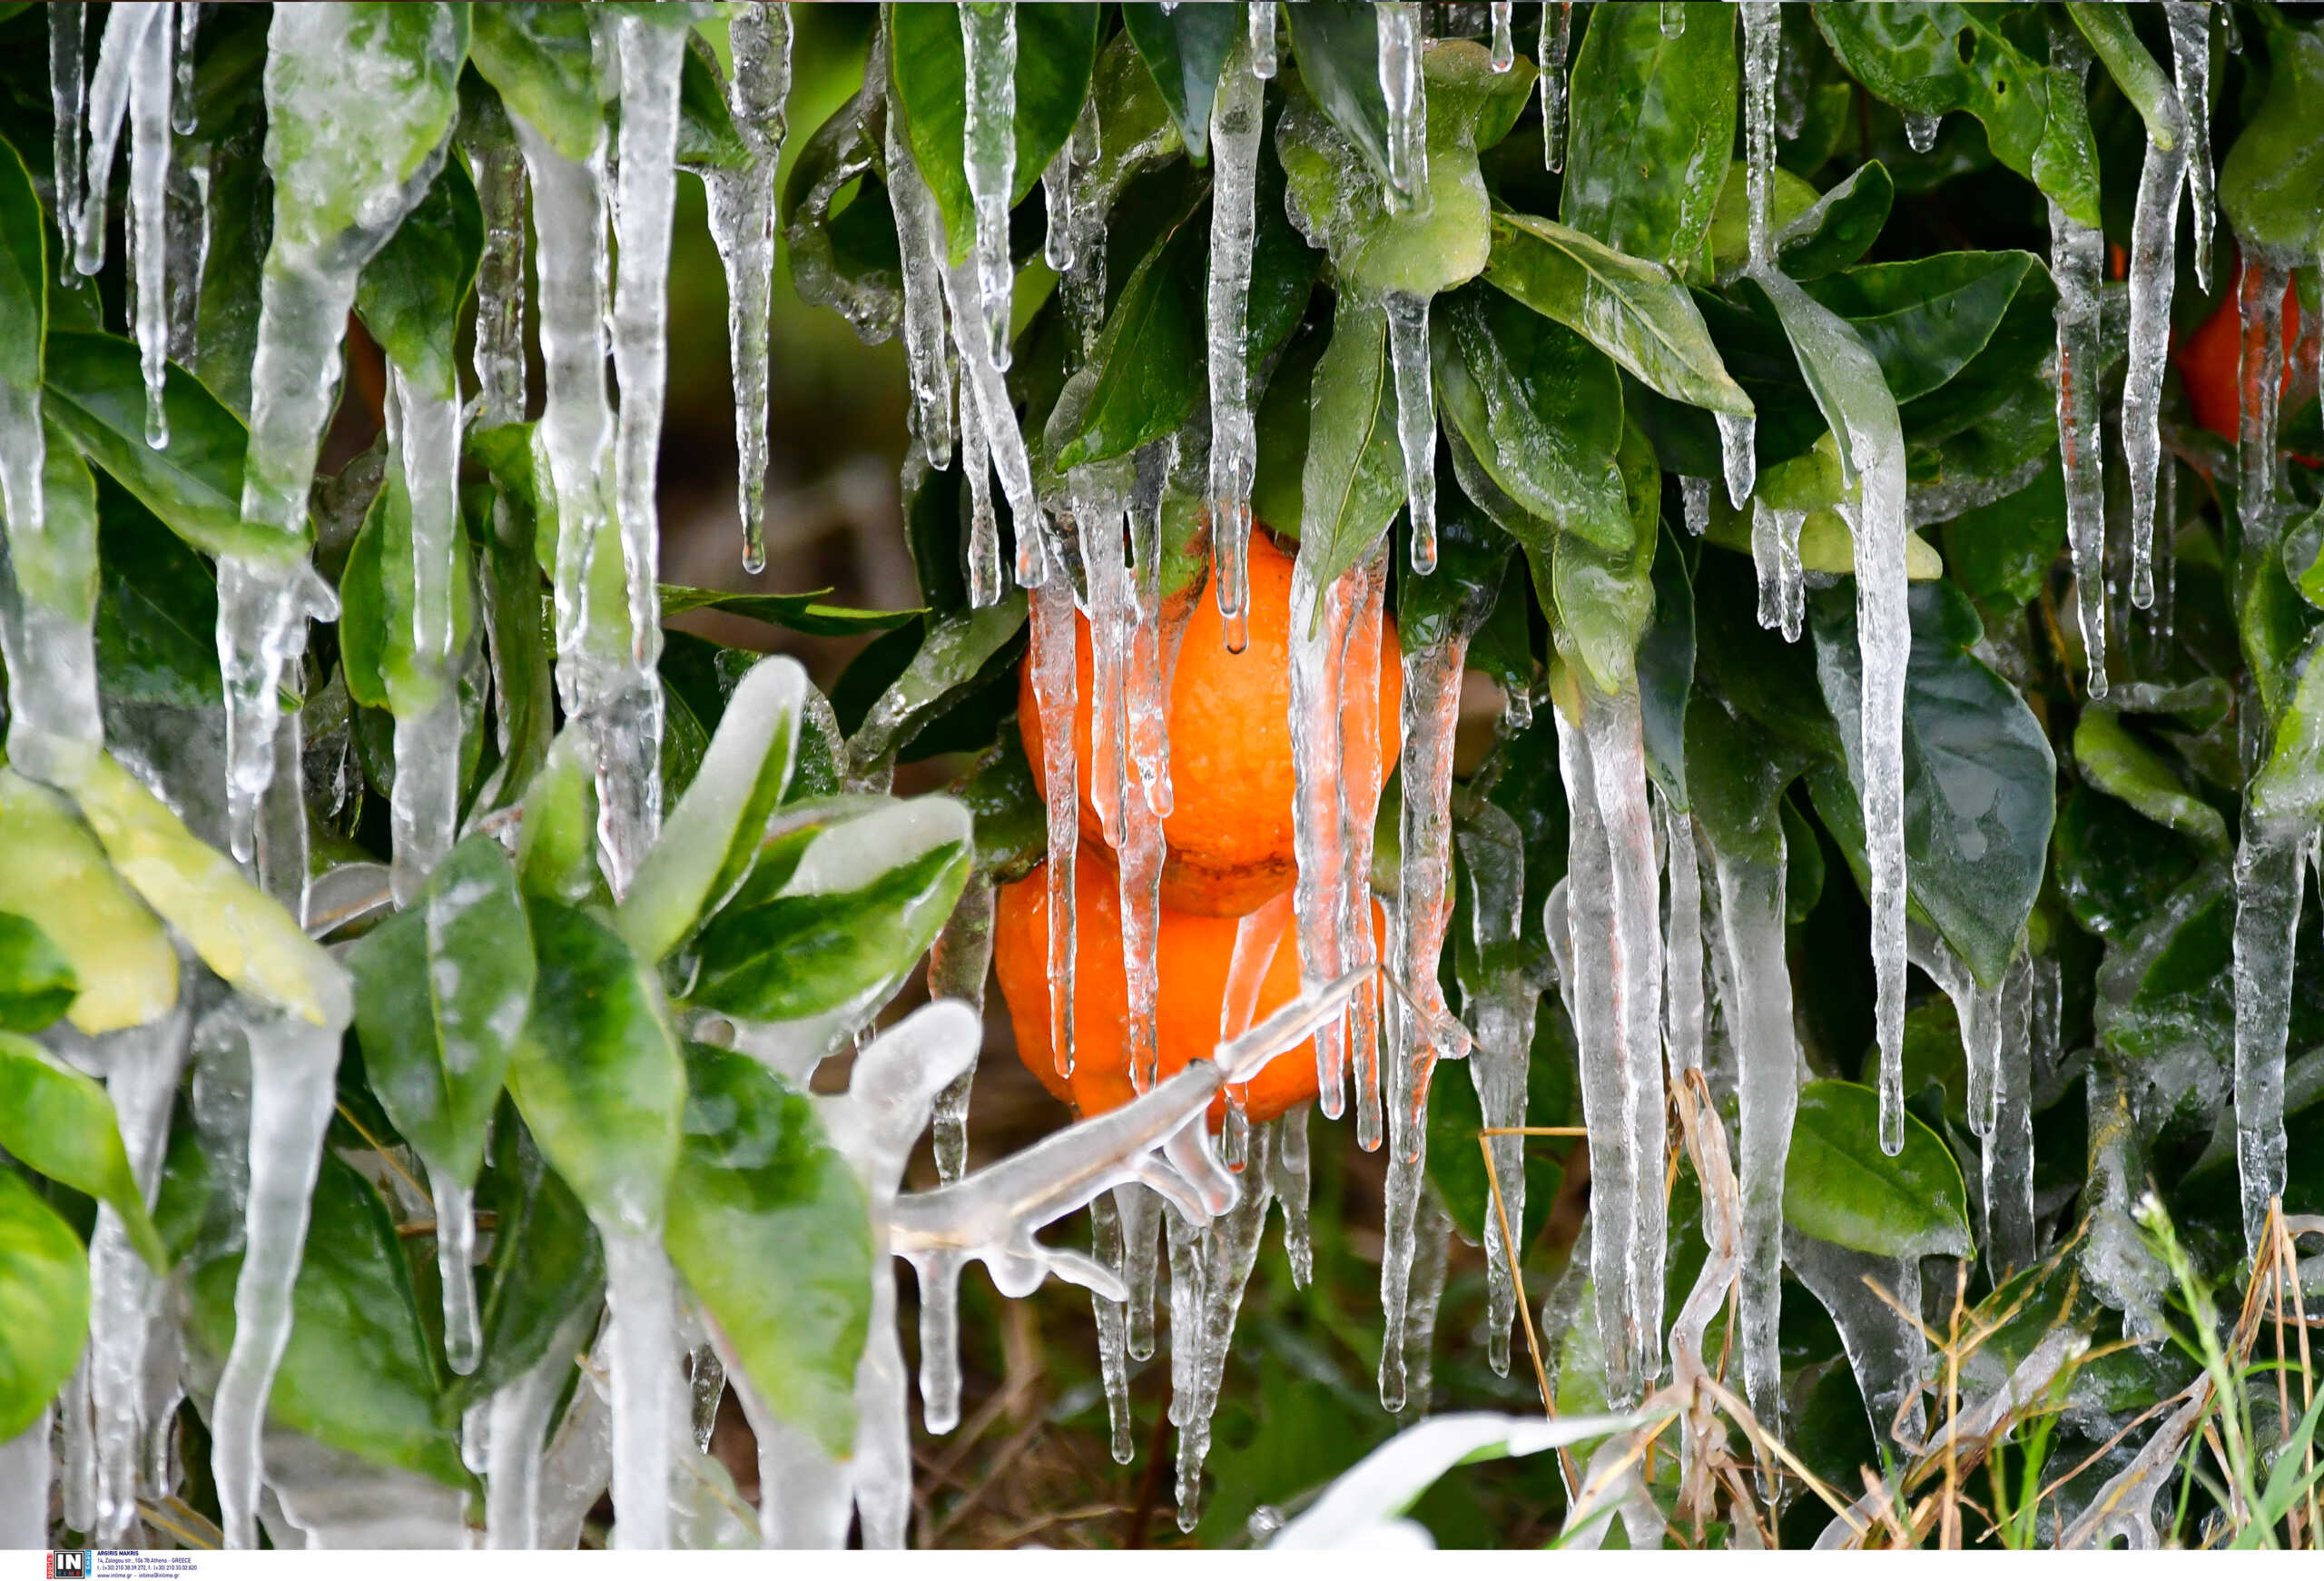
[[0, 914, 74, 1034], [955, 734, 1046, 884], [1640, 520, 1695, 810], [1775, 161, 1894, 282], [94, 475, 222, 707], [1296, 299, 1406, 589], [468, 1, 601, 163], [2054, 785, 2200, 939], [676, 33, 751, 174], [1283, 3, 1395, 191], [0, 1169, 90, 1441], [339, 450, 479, 714], [2217, 15, 2324, 265], [666, 1043, 872, 1461], [1783, 1079, 1973, 1259], [2073, 710, 2230, 852], [354, 157, 484, 400], [1119, 2, 1239, 163], [0, 130, 44, 399], [468, 1120, 603, 1400], [1801, 252, 2039, 405], [1938, 453, 2066, 612], [0, 1033, 166, 1270], [1561, 1, 1738, 263], [656, 582, 922, 638]]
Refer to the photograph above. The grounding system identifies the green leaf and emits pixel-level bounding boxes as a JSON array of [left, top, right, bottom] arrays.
[[43, 331, 283, 560], [778, 60, 901, 344], [1561, 1, 1738, 264], [468, 1122, 603, 1400], [0, 1169, 90, 1442], [1809, 580, 2055, 988], [339, 446, 479, 715], [1282, 3, 1396, 191], [0, 130, 44, 406], [843, 592, 1029, 772], [1800, 252, 2040, 406], [1813, 1, 2102, 229], [1939, 454, 2067, 613], [0, 1033, 167, 1271], [95, 476, 222, 707], [1698, 157, 1820, 283], [1774, 161, 1895, 282], [2073, 710, 2230, 853], [1433, 281, 1630, 553], [676, 32, 752, 174], [354, 156, 484, 401], [1119, 2, 1239, 163], [2054, 785, 2201, 942], [655, 583, 922, 638], [0, 769, 178, 1035], [666, 1043, 872, 1462], [621, 656, 806, 965], [1898, 262, 2058, 452], [687, 798, 973, 1024], [2218, 16, 2324, 265], [1484, 210, 1752, 418], [1541, 419, 1662, 697], [516, 730, 606, 906], [1740, 268, 1901, 499], [0, 914, 75, 1034], [1783, 1080, 1973, 1259], [54, 748, 349, 1027], [1395, 453, 1512, 657], [468, 1, 602, 163], [954, 734, 1047, 884], [1296, 299, 1406, 588], [1640, 522, 1696, 811], [2095, 866, 2233, 1089], [508, 896, 686, 1235], [890, 3, 1101, 266], [467, 424, 554, 799], [2064, 3, 2181, 152], [350, 838, 536, 1190], [190, 1151, 468, 1487]]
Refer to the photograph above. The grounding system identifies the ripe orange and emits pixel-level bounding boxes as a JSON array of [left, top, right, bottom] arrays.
[[1016, 529, 1403, 916], [2177, 253, 2307, 444], [991, 855, 1382, 1129]]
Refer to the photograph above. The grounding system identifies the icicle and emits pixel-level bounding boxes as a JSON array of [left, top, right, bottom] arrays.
[[1751, 502, 1806, 642], [485, 1309, 594, 1548], [1540, 2, 1572, 173], [0, 1406, 50, 1548], [1715, 411, 1757, 511], [74, 3, 164, 280], [2237, 256, 2290, 552], [435, 1179, 482, 1378], [1708, 839, 1797, 1428], [1339, 553, 1390, 1149], [960, 371, 1002, 607], [601, 1230, 677, 1549], [960, 3, 1017, 371], [1903, 112, 1942, 154], [1488, 2, 1515, 72], [1288, 551, 1351, 1115], [1176, 1127, 1275, 1531], [1458, 806, 1530, 1376], [1680, 477, 1711, 539], [704, 2, 796, 576], [384, 366, 466, 904], [1376, 3, 1426, 209], [883, 91, 957, 469], [1660, 2, 1687, 40], [1397, 631, 1472, 1127], [1123, 1181, 1163, 1359], [211, 1008, 349, 1550], [127, 7, 172, 450], [1741, 2, 1780, 270], [1557, 684, 1668, 1398], [1402, 1197, 1452, 1413], [1040, 125, 1079, 274], [1127, 440, 1178, 820], [600, 13, 686, 894], [1786, 1236, 1927, 1450], [929, 876, 996, 1184], [941, 255, 1047, 585], [171, 2, 198, 134], [2124, 111, 2188, 611], [1986, 954, 2037, 1278], [2049, 40, 2108, 701], [2232, 820, 2302, 1257], [1659, 796, 1705, 1082], [1385, 292, 1439, 573], [1249, 1, 1277, 80], [1030, 575, 1079, 1078], [51, 5, 87, 287], [1378, 923, 1427, 1408], [1091, 1191, 1135, 1464], [61, 1363, 95, 1533], [1271, 1102, 1313, 1285], [468, 115, 529, 430], [84, 1011, 192, 1542], [2164, 3, 2214, 292], [1165, 1206, 1208, 1525], [1207, 40, 1265, 650]]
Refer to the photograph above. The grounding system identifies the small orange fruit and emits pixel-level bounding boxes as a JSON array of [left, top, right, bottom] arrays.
[[2177, 253, 2307, 444], [1017, 529, 1403, 917], [992, 855, 1382, 1129]]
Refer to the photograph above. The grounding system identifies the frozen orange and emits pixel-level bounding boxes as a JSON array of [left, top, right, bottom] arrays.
[[1016, 529, 1403, 916], [991, 855, 1382, 1129]]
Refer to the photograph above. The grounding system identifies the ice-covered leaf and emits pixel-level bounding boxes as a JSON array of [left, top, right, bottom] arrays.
[[43, 331, 283, 561], [2216, 15, 2324, 266], [1773, 161, 1894, 282], [686, 797, 972, 1025], [1896, 264, 2057, 453], [52, 748, 349, 1026], [842, 594, 1028, 776], [1394, 455, 1512, 656], [350, 837, 536, 1189], [338, 443, 479, 715], [666, 1042, 871, 1462], [890, 2, 1100, 266], [1800, 252, 2040, 405], [1119, 2, 1238, 163], [189, 1151, 469, 1489], [0, 1033, 167, 1271], [467, 1124, 604, 1401], [777, 56, 901, 344], [0, 1169, 89, 1442], [1561, 1, 1737, 264], [95, 479, 224, 707], [1296, 299, 1407, 588], [1814, 2, 2102, 229], [0, 130, 42, 408], [951, 734, 1047, 884], [655, 584, 921, 638], [1783, 1080, 1972, 1259], [1281, 2, 1398, 191], [1808, 580, 2053, 986], [0, 914, 74, 1034], [675, 33, 751, 175], [1483, 212, 1751, 418], [2073, 711, 2230, 854], [1539, 419, 1662, 697], [1938, 456, 2066, 613], [1432, 281, 1629, 553], [515, 730, 605, 907], [507, 896, 686, 1238], [621, 657, 807, 965], [0, 769, 176, 1035], [353, 156, 483, 402], [468, 1, 601, 163]]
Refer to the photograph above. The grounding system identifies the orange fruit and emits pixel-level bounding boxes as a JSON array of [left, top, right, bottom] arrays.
[[992, 855, 1383, 1129], [1017, 529, 1403, 916], [2177, 253, 2307, 444]]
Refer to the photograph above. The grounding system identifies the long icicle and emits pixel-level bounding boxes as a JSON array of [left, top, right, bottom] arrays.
[[960, 3, 1017, 371], [2163, 2, 2215, 292], [384, 366, 465, 904], [1376, 3, 1426, 210], [2231, 819, 2302, 1257], [1207, 38, 1265, 652], [884, 72, 958, 469], [1457, 805, 1531, 1378], [1340, 549, 1389, 1148], [74, 3, 164, 279], [2123, 91, 2188, 611], [2050, 34, 2108, 701], [50, 4, 87, 285], [1030, 573, 1079, 1078], [1288, 549, 1355, 1119], [1540, 2, 1572, 173], [126, 5, 172, 449]]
